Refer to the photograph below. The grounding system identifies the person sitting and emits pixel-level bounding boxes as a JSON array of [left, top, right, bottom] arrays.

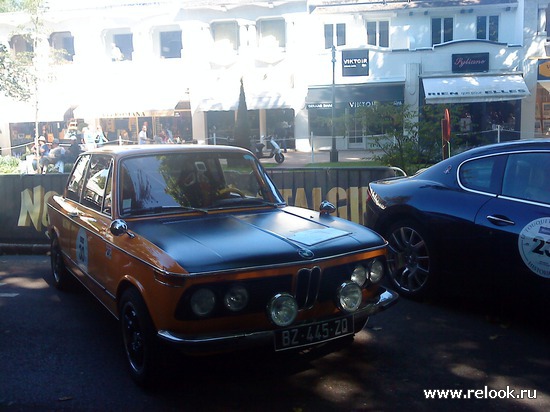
[[41, 139, 66, 173]]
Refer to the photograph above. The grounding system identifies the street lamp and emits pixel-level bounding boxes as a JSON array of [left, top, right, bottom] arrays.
[[330, 45, 338, 162]]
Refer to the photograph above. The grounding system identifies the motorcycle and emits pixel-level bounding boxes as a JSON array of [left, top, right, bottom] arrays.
[[253, 136, 285, 164]]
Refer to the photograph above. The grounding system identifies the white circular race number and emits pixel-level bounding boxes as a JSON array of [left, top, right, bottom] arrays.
[[518, 217, 550, 279]]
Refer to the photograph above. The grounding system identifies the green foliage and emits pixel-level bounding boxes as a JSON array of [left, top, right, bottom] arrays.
[[356, 103, 465, 175], [0, 0, 25, 12], [0, 44, 32, 101], [0, 155, 21, 174], [234, 78, 251, 149]]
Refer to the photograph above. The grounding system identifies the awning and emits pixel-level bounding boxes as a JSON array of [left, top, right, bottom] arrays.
[[246, 93, 293, 110], [6, 100, 75, 123], [422, 75, 530, 104], [306, 83, 404, 109], [196, 98, 238, 112], [196, 93, 295, 111], [73, 95, 189, 119]]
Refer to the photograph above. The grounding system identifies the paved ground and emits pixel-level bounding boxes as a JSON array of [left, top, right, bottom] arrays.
[[1, 255, 549, 411], [259, 149, 377, 167]]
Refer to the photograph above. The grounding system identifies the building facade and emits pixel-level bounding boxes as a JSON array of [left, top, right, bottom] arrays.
[[1, 0, 549, 156]]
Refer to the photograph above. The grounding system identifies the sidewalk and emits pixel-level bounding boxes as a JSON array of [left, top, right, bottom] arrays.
[[259, 149, 377, 167]]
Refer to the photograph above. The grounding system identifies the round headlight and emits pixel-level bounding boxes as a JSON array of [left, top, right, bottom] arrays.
[[368, 259, 385, 284], [351, 264, 367, 287], [190, 288, 216, 317], [223, 285, 249, 312], [336, 282, 362, 313], [267, 293, 298, 327]]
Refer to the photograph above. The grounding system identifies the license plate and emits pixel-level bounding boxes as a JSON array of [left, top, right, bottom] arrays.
[[274, 315, 353, 351]]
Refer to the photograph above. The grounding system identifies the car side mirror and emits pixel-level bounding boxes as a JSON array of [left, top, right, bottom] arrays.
[[319, 200, 336, 216], [110, 219, 134, 238]]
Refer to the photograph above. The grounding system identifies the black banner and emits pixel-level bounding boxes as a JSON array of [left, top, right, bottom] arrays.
[[0, 167, 397, 251], [342, 49, 369, 77], [452, 52, 489, 73]]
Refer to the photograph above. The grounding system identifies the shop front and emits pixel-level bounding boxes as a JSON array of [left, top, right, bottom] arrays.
[[200, 92, 297, 150], [305, 83, 404, 150], [535, 59, 550, 137], [421, 52, 529, 147], [73, 97, 192, 144]]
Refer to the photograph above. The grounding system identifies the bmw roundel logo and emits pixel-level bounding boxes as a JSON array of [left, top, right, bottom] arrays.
[[298, 249, 315, 259]]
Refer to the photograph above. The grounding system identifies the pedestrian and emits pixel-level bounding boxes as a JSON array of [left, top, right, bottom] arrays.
[[37, 136, 51, 173], [138, 124, 149, 144], [82, 127, 96, 151], [165, 126, 174, 143], [95, 125, 108, 146]]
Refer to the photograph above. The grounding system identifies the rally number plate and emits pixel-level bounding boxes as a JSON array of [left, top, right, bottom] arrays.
[[274, 315, 353, 351]]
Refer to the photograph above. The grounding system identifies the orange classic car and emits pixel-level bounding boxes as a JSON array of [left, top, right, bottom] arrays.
[[47, 144, 397, 385]]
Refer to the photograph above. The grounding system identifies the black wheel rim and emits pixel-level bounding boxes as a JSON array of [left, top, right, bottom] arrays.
[[387, 226, 431, 294], [122, 303, 146, 373]]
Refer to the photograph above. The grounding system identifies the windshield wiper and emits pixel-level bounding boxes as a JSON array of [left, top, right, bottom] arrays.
[[211, 197, 283, 208], [126, 205, 209, 216]]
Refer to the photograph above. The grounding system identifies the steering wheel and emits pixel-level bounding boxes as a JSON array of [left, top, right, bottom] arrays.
[[217, 186, 246, 198]]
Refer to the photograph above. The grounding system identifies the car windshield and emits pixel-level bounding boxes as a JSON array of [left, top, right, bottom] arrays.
[[118, 151, 284, 216]]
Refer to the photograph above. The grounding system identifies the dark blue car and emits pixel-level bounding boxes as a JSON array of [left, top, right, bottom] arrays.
[[364, 139, 550, 301]]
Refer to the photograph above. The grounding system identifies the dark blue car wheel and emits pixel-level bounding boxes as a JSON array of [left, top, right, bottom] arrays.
[[385, 220, 437, 299]]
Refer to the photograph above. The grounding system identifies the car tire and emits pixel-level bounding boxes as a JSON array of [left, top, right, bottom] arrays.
[[119, 288, 159, 387], [50, 235, 71, 290], [385, 220, 438, 299]]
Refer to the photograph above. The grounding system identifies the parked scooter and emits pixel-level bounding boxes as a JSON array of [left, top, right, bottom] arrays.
[[253, 135, 285, 164]]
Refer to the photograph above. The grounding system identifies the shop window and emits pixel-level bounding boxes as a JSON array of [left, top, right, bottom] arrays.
[[112, 33, 133, 61], [49, 31, 75, 61], [160, 30, 182, 58], [206, 111, 235, 145], [432, 17, 453, 45], [541, 6, 550, 35], [9, 34, 33, 55], [477, 16, 499, 42], [366, 21, 389, 48], [258, 18, 286, 48], [267, 109, 295, 149], [211, 21, 239, 50], [324, 23, 346, 49]]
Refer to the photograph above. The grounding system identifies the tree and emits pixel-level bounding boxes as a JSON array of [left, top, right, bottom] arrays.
[[233, 78, 251, 149], [358, 103, 474, 175], [0, 44, 31, 101], [357, 103, 442, 175]]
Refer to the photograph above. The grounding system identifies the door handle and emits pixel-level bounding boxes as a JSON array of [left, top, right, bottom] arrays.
[[486, 215, 515, 226]]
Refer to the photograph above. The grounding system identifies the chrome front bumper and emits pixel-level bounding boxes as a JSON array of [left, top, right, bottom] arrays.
[[158, 287, 398, 354]]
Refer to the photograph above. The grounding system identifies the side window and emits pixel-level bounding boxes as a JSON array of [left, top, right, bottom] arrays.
[[258, 18, 286, 48], [81, 155, 113, 213], [502, 153, 550, 203], [432, 17, 453, 45], [212, 21, 239, 50], [49, 31, 75, 62], [66, 155, 91, 202], [459, 156, 500, 194]]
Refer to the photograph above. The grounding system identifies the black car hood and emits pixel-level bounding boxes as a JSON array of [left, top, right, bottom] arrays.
[[129, 207, 384, 273]]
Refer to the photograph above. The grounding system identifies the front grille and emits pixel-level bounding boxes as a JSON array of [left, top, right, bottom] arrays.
[[295, 266, 321, 309]]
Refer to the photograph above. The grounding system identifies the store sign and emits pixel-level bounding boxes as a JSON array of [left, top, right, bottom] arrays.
[[452, 53, 489, 73], [342, 50, 369, 77], [537, 59, 550, 80]]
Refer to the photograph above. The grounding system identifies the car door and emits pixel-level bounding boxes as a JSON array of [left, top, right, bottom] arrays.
[[62, 154, 91, 275], [76, 154, 114, 298], [475, 152, 550, 291]]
